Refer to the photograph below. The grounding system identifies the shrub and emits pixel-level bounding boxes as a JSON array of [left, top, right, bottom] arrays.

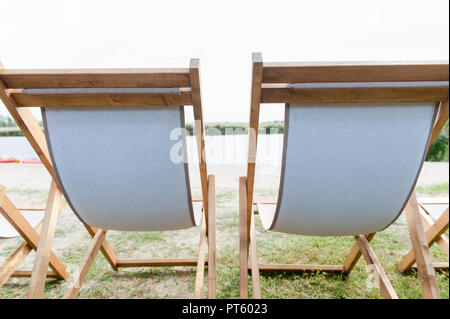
[[426, 121, 449, 162]]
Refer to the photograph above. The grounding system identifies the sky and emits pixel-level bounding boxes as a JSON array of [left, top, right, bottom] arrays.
[[0, 0, 448, 123]]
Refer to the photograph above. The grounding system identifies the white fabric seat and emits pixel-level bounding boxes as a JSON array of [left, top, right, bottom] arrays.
[[42, 105, 200, 231], [260, 102, 437, 236]]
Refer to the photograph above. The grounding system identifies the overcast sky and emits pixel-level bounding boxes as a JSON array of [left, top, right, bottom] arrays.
[[0, 0, 448, 123]]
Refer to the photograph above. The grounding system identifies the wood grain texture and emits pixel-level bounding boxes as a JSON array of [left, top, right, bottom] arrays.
[[0, 68, 191, 88], [343, 233, 376, 274], [428, 100, 449, 151], [116, 259, 200, 267], [262, 61, 449, 84], [27, 181, 66, 298], [252, 264, 346, 272], [190, 59, 209, 233], [12, 91, 192, 107], [418, 207, 449, 256], [246, 53, 263, 250], [11, 270, 58, 278], [249, 212, 261, 298], [412, 262, 448, 271], [239, 176, 249, 299], [0, 185, 5, 206], [194, 211, 207, 299], [0, 242, 33, 287], [398, 208, 449, 272], [404, 192, 441, 299], [63, 229, 107, 299], [355, 234, 398, 299], [260, 87, 448, 103], [82, 224, 118, 271], [0, 187, 67, 283], [207, 175, 216, 299], [0, 198, 66, 287]]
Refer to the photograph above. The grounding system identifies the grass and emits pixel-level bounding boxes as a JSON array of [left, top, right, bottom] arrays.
[[0, 185, 448, 299], [416, 183, 449, 196]]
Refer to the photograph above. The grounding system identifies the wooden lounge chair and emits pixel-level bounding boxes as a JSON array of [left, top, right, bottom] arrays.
[[239, 53, 449, 299], [0, 184, 67, 288], [398, 197, 449, 272], [0, 58, 216, 299]]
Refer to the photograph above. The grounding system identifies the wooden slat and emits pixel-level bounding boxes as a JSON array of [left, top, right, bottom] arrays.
[[11, 270, 58, 278], [428, 100, 449, 151], [260, 87, 449, 104], [194, 211, 207, 299], [0, 242, 33, 287], [0, 187, 67, 282], [0, 185, 5, 206], [239, 176, 249, 299], [249, 212, 261, 298], [207, 175, 216, 299], [83, 224, 118, 271], [63, 229, 107, 299], [27, 181, 66, 298], [398, 208, 449, 272], [252, 264, 346, 272], [422, 207, 449, 253], [343, 233, 376, 274], [0, 198, 66, 287], [246, 53, 264, 250], [412, 262, 449, 271], [262, 61, 449, 84], [0, 68, 191, 88], [419, 209, 449, 256], [0, 79, 56, 181], [404, 192, 441, 299], [12, 91, 192, 107], [355, 235, 398, 299], [116, 259, 200, 267], [190, 59, 209, 233]]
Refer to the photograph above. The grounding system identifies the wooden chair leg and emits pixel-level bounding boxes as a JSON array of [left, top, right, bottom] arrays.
[[418, 207, 449, 256], [194, 210, 207, 299], [83, 224, 118, 271], [27, 181, 65, 298], [0, 194, 67, 288], [249, 212, 261, 299], [343, 233, 376, 274], [398, 207, 449, 272], [355, 235, 398, 299], [207, 175, 216, 299], [239, 177, 249, 299], [0, 242, 33, 287], [63, 229, 107, 299], [403, 192, 441, 299]]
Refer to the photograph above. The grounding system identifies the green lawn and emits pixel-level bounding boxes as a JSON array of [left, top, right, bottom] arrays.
[[0, 185, 448, 299]]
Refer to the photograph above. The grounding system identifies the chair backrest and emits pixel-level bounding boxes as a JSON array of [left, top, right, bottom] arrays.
[[0, 60, 209, 232], [248, 53, 449, 236]]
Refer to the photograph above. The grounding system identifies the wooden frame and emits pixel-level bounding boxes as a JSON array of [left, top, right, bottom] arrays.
[[0, 183, 67, 289], [397, 200, 449, 272], [0, 58, 216, 299], [241, 53, 449, 299]]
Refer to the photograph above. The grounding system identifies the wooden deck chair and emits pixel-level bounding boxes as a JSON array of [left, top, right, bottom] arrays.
[[0, 184, 67, 287], [398, 197, 449, 272], [0, 58, 216, 299], [239, 53, 449, 299]]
